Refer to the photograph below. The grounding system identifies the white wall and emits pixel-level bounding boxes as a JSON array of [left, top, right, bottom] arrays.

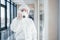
[[43, 0, 49, 40], [43, 0, 59, 40], [48, 0, 58, 40], [58, 0, 60, 40], [12, 0, 36, 4]]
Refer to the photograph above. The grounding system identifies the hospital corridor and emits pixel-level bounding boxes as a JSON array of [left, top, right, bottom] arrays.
[[0, 0, 60, 40]]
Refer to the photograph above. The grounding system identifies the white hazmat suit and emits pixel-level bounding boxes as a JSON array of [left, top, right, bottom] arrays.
[[10, 4, 37, 40]]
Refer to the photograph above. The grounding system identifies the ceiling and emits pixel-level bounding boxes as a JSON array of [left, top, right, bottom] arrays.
[[12, 0, 44, 10], [12, 0, 44, 4], [12, 0, 37, 4]]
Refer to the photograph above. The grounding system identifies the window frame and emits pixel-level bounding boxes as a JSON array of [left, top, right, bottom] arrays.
[[0, 0, 17, 31], [0, 0, 7, 31], [0, 0, 17, 40]]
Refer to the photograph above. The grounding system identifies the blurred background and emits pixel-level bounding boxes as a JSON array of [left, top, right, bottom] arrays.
[[0, 0, 59, 40]]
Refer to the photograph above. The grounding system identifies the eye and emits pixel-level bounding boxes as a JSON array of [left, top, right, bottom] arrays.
[[21, 10, 24, 12]]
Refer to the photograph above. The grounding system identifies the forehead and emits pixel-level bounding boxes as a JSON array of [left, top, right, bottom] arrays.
[[21, 8, 28, 12]]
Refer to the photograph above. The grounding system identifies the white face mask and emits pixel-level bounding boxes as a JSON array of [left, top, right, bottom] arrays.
[[22, 11, 28, 18]]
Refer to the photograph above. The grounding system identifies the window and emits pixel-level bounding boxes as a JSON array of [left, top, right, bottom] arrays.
[[1, 7, 5, 28], [1, 0, 5, 5], [11, 4, 13, 20], [7, 0, 10, 2], [10, 3, 17, 21], [0, 0, 17, 32], [0, 0, 7, 31], [0, 0, 17, 40], [13, 4, 17, 18], [0, 0, 17, 30], [7, 2, 10, 27]]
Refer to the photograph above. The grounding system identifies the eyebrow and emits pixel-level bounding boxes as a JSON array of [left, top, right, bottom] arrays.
[[21, 9, 27, 12]]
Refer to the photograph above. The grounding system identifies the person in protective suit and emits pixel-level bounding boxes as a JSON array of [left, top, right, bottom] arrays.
[[10, 4, 37, 40]]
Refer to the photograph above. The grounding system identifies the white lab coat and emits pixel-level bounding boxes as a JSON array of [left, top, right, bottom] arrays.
[[10, 17, 37, 40]]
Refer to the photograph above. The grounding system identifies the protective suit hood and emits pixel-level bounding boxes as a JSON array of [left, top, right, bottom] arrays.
[[17, 4, 30, 18]]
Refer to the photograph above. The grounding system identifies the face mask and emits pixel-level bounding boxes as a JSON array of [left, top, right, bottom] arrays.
[[22, 11, 28, 18]]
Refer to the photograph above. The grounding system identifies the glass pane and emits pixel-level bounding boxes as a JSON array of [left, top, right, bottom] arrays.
[[14, 6, 16, 18], [7, 2, 10, 27], [0, 8, 1, 29], [1, 0, 5, 5], [29, 10, 34, 20], [11, 4, 13, 20], [7, 0, 10, 2], [39, 3, 44, 40], [1, 7, 5, 28], [15, 6, 17, 17]]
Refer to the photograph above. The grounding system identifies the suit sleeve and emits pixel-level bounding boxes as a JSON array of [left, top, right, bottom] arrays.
[[30, 19, 37, 40], [10, 18, 17, 33]]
